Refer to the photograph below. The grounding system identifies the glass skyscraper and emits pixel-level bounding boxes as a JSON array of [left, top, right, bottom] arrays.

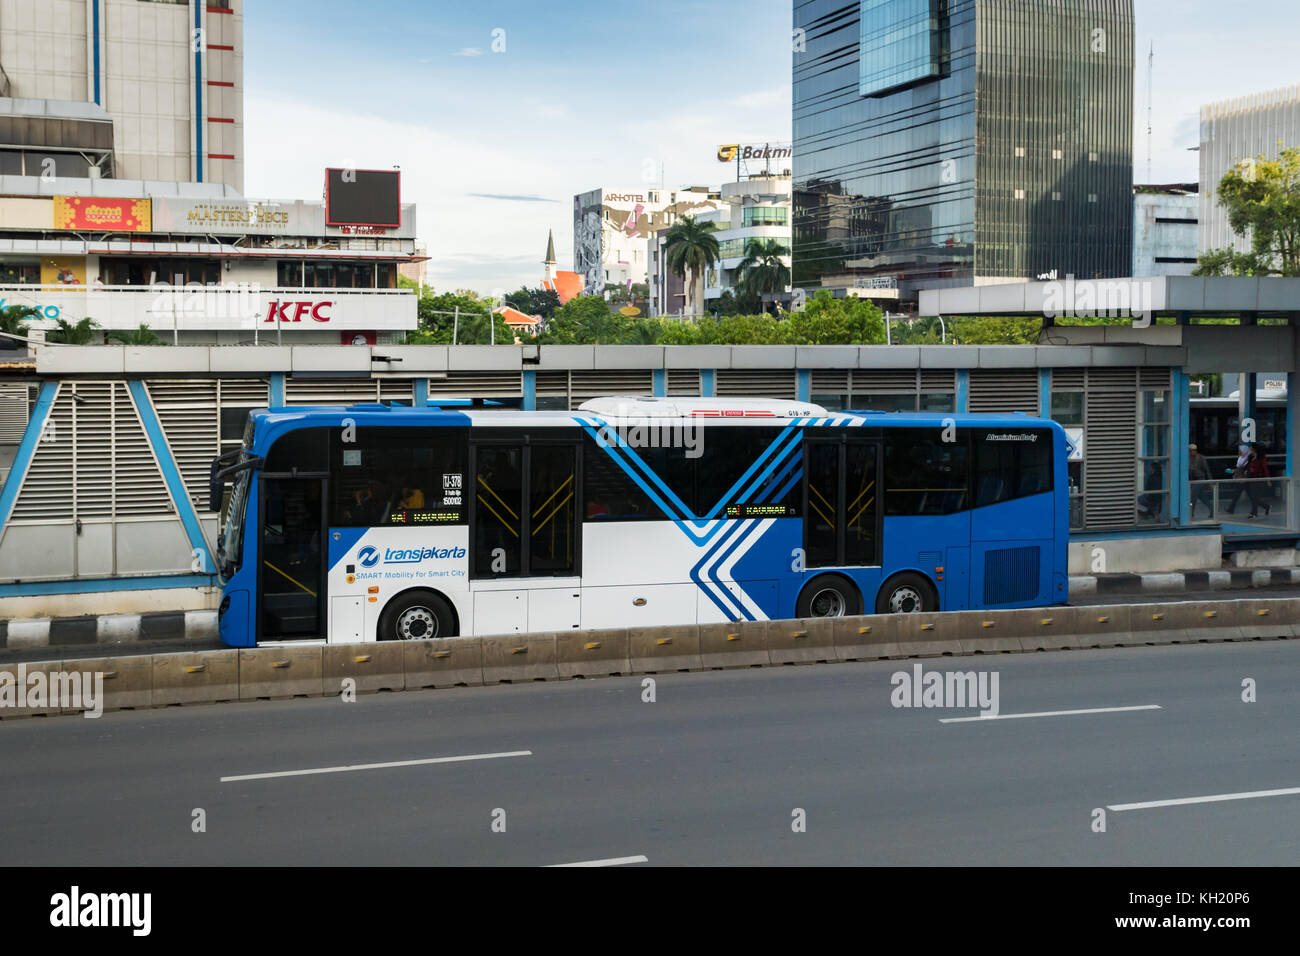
[[793, 0, 1134, 301]]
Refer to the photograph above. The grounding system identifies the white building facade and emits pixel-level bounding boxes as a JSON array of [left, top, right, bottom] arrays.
[[0, 0, 244, 191], [1132, 185, 1198, 277], [574, 186, 720, 294], [1199, 85, 1300, 255], [0, 172, 419, 345], [648, 175, 792, 316]]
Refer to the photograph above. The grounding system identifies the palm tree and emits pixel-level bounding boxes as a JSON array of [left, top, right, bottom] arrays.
[[663, 216, 720, 316], [736, 238, 792, 307], [0, 305, 38, 338], [46, 316, 103, 345], [108, 323, 164, 346]]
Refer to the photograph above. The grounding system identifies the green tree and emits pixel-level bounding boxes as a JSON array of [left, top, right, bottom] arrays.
[[46, 316, 102, 345], [108, 323, 164, 346], [736, 238, 791, 303], [0, 305, 38, 338], [535, 295, 627, 344], [948, 315, 1042, 344], [504, 286, 561, 320], [1195, 145, 1300, 276], [785, 290, 885, 344], [663, 215, 720, 316], [710, 288, 763, 317]]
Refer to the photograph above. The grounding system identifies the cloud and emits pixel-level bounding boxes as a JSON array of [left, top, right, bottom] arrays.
[[454, 47, 483, 57], [468, 193, 560, 203]]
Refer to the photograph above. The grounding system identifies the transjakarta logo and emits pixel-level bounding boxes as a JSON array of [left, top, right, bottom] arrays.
[[360, 545, 467, 565]]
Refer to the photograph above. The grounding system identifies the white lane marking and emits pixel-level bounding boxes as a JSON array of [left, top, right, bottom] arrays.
[[220, 750, 532, 783], [1109, 786, 1300, 813], [939, 704, 1161, 724], [546, 855, 649, 868]]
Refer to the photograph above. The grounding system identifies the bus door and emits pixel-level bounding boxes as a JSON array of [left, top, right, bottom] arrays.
[[470, 438, 581, 633], [805, 436, 880, 568], [258, 476, 327, 641]]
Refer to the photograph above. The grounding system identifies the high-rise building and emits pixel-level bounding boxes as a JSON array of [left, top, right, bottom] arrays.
[[574, 186, 720, 294], [1199, 85, 1300, 255], [1132, 184, 1198, 277], [0, 0, 244, 190], [793, 0, 1133, 303]]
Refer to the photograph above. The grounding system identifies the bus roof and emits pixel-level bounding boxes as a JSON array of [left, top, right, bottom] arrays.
[[246, 399, 1062, 434]]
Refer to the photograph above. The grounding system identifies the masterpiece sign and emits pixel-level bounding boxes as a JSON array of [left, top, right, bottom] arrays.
[[151, 197, 315, 235]]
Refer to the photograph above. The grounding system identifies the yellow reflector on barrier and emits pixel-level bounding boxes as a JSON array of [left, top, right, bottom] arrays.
[[726, 633, 740, 641], [793, 630, 808, 639], [272, 660, 290, 669], [353, 655, 371, 664], [511, 647, 527, 655], [859, 626, 871, 634], [585, 642, 601, 650], [920, 623, 935, 631], [982, 621, 995, 628], [433, 651, 451, 660], [184, 664, 205, 674], [656, 638, 673, 646]]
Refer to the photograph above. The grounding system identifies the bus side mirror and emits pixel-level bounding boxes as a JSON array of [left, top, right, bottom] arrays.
[[209, 461, 223, 512]]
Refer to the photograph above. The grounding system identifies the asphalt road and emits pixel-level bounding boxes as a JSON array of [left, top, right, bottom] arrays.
[[1, 639, 1297, 865]]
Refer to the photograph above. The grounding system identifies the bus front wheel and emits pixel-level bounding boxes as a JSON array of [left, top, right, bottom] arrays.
[[876, 573, 939, 614], [797, 575, 863, 618], [378, 590, 457, 641]]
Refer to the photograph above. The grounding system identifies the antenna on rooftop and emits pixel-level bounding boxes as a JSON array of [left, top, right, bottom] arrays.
[[1146, 41, 1154, 183]]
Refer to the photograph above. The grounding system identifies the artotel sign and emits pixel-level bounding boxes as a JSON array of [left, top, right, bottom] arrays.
[[264, 299, 333, 323]]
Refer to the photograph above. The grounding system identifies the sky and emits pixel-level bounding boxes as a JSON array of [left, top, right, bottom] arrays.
[[243, 0, 1300, 296]]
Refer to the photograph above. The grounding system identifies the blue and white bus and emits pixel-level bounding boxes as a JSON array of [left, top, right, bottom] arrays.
[[209, 397, 1069, 646]]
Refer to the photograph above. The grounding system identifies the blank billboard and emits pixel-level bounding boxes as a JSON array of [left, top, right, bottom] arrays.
[[325, 168, 401, 227]]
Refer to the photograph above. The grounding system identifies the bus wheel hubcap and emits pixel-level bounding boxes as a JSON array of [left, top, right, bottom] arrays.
[[809, 588, 845, 617], [890, 587, 923, 613], [397, 607, 436, 640]]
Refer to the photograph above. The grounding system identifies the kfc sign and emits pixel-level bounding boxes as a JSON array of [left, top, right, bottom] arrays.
[[264, 299, 334, 323]]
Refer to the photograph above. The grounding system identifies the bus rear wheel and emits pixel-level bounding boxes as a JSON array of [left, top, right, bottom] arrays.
[[797, 575, 863, 618], [876, 573, 938, 614], [378, 590, 457, 641]]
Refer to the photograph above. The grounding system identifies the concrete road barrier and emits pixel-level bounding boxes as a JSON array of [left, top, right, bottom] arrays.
[[1234, 599, 1300, 640], [627, 624, 703, 672], [151, 650, 238, 706], [765, 617, 835, 665], [953, 610, 1034, 654], [1016, 607, 1096, 650], [893, 611, 963, 657], [324, 642, 405, 695], [404, 637, 483, 689], [17, 595, 1300, 720], [0, 659, 65, 717], [58, 655, 152, 713], [832, 615, 898, 661], [481, 632, 558, 684], [557, 628, 629, 679], [698, 621, 769, 668], [1120, 604, 1192, 645], [238, 646, 325, 700]]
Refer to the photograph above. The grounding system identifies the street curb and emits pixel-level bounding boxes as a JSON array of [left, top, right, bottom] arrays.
[[0, 610, 216, 650], [1069, 567, 1300, 597]]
